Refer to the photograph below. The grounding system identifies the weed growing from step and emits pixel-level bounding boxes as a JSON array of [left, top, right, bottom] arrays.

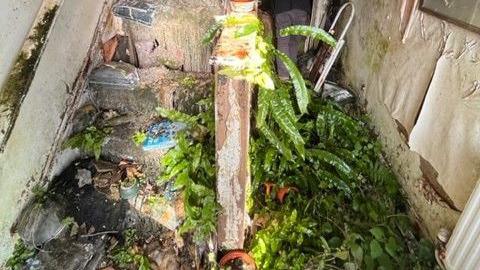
[[110, 229, 152, 270], [132, 131, 147, 146], [6, 240, 36, 270], [64, 126, 111, 160], [180, 75, 198, 89]]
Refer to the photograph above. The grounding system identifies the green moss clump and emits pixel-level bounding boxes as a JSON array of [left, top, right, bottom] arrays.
[[0, 5, 59, 139]]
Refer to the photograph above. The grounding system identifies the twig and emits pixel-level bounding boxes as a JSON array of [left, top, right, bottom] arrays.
[[80, 230, 118, 238]]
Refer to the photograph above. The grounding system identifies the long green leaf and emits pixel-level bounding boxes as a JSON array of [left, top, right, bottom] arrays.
[[270, 92, 305, 157], [256, 88, 272, 129], [274, 49, 309, 114], [280, 25, 337, 47], [258, 125, 293, 160], [202, 22, 222, 44], [156, 107, 198, 127], [308, 149, 353, 179]]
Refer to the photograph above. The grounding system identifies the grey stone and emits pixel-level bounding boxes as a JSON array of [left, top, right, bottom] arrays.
[[126, 0, 222, 72], [71, 104, 99, 134], [88, 62, 139, 91], [14, 201, 67, 246], [34, 237, 105, 270], [113, 0, 157, 26], [93, 66, 212, 115]]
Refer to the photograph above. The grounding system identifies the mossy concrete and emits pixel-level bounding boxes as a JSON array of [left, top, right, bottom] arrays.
[[0, 0, 106, 265]]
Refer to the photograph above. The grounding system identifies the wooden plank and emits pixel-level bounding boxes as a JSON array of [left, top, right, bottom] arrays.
[[215, 73, 252, 250]]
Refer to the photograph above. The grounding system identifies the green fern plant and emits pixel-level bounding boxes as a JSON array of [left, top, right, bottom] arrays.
[[64, 126, 111, 160], [280, 25, 337, 47]]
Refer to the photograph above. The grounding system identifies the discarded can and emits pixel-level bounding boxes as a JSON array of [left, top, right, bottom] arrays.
[[112, 0, 157, 26]]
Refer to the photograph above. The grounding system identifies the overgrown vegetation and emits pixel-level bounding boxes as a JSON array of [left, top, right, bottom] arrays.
[[6, 240, 36, 270], [248, 98, 436, 269], [110, 229, 152, 270], [157, 99, 218, 243], [200, 13, 435, 269], [64, 126, 111, 160]]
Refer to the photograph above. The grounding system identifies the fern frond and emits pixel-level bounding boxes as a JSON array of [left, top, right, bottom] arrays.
[[274, 49, 309, 115], [316, 168, 352, 194], [280, 25, 337, 47], [156, 107, 199, 127], [258, 125, 293, 160], [202, 22, 223, 44], [307, 149, 353, 179], [270, 93, 305, 158], [256, 88, 272, 129]]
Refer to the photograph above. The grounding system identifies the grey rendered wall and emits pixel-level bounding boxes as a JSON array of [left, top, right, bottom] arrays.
[[340, 0, 480, 238], [0, 0, 106, 264]]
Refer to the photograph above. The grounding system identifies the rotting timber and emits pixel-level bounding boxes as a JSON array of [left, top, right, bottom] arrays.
[[211, 4, 262, 252]]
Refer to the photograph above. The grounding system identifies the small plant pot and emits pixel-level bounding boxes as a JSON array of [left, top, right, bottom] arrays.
[[262, 182, 276, 198], [276, 187, 299, 204], [120, 180, 139, 200], [230, 0, 256, 13], [219, 250, 256, 269]]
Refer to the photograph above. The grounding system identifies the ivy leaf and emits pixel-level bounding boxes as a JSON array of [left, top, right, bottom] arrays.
[[370, 239, 383, 259], [351, 243, 363, 265], [273, 49, 309, 114], [385, 237, 399, 258], [174, 171, 190, 189], [335, 249, 349, 261], [369, 227, 385, 241]]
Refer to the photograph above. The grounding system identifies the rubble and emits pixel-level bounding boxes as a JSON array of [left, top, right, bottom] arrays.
[[112, 0, 158, 26]]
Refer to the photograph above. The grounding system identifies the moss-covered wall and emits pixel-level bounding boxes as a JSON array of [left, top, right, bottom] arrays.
[[0, 0, 106, 265], [0, 0, 44, 89]]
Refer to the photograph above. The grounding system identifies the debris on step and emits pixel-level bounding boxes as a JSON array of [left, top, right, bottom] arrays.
[[33, 236, 106, 270], [141, 195, 182, 231], [102, 35, 119, 63], [11, 159, 199, 269], [89, 62, 140, 91], [142, 120, 186, 151], [112, 0, 158, 26], [71, 104, 99, 134], [76, 168, 93, 188], [101, 123, 167, 179], [13, 200, 68, 247], [124, 1, 222, 72], [148, 249, 180, 270]]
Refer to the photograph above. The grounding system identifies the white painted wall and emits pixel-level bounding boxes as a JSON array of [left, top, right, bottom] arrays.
[[0, 0, 44, 89], [0, 0, 106, 264]]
